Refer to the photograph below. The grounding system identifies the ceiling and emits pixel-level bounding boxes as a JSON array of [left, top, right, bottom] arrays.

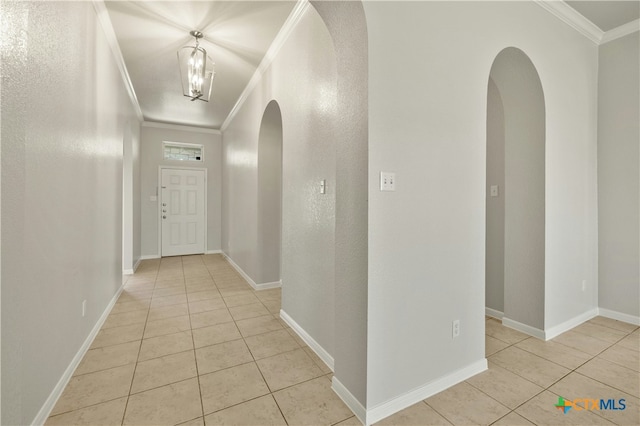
[[104, 1, 296, 130], [566, 1, 639, 31], [104, 1, 639, 131]]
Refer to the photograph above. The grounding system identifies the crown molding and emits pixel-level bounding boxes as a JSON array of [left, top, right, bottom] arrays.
[[142, 121, 221, 135], [220, 0, 310, 132], [534, 0, 603, 44], [601, 19, 640, 44], [92, 1, 144, 122]]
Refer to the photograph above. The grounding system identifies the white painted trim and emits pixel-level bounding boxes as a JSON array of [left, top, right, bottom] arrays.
[[142, 121, 221, 135], [205, 250, 222, 255], [598, 308, 640, 326], [485, 307, 504, 320], [255, 280, 282, 291], [332, 377, 366, 426], [32, 283, 125, 425], [222, 253, 259, 290], [601, 19, 640, 44], [533, 0, 603, 44], [220, 253, 281, 290], [502, 317, 545, 340], [220, 0, 310, 132], [123, 258, 142, 275], [366, 359, 488, 426], [92, 1, 143, 122], [279, 309, 334, 371], [544, 308, 599, 341], [140, 255, 160, 260]]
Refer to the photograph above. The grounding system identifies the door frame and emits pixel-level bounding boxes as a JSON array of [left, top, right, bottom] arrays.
[[158, 166, 208, 257]]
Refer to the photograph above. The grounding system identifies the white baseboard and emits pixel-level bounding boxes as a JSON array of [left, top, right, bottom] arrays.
[[598, 308, 640, 326], [205, 250, 222, 255], [544, 308, 599, 341], [485, 307, 504, 320], [503, 317, 545, 340], [221, 253, 281, 291], [332, 377, 366, 426], [32, 283, 125, 425], [279, 309, 334, 372], [140, 255, 160, 260], [222, 254, 259, 289], [123, 257, 141, 275], [123, 258, 140, 275], [255, 280, 282, 290], [366, 359, 488, 425]]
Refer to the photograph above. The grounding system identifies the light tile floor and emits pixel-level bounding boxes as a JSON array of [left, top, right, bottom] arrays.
[[47, 255, 639, 426]]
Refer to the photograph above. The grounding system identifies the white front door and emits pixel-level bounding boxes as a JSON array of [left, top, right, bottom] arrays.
[[161, 168, 206, 256]]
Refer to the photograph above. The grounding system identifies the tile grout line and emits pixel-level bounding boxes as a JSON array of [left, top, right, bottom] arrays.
[[195, 255, 286, 423], [475, 332, 580, 425], [484, 320, 634, 426], [239, 317, 291, 426], [120, 264, 158, 425], [185, 255, 208, 425]]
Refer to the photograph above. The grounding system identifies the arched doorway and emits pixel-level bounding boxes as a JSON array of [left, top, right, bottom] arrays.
[[257, 100, 283, 285], [486, 47, 546, 335]]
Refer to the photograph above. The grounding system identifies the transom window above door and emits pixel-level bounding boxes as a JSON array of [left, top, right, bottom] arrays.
[[163, 141, 203, 162]]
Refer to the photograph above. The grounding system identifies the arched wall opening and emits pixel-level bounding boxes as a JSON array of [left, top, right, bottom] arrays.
[[257, 100, 283, 285], [486, 47, 546, 333]]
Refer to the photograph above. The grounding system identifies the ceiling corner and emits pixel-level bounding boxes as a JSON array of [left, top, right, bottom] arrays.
[[92, 0, 144, 122], [534, 0, 604, 44], [220, 0, 311, 133], [601, 19, 640, 44]]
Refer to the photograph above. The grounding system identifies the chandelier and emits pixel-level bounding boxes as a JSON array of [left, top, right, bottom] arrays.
[[177, 31, 215, 102]]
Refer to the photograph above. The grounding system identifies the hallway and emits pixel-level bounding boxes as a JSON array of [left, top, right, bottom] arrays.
[[46, 255, 352, 425], [44, 255, 639, 426]]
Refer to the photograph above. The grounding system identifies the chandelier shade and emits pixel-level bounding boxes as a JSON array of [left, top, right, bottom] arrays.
[[178, 31, 215, 102]]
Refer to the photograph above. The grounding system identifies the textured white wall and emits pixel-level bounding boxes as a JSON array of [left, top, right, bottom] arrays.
[[1, 2, 140, 424], [223, 6, 338, 354], [364, 0, 598, 408], [485, 78, 505, 314], [598, 33, 640, 318], [140, 124, 222, 257], [311, 1, 369, 404]]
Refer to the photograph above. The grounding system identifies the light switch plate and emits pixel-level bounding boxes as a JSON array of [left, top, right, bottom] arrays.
[[380, 172, 396, 191], [320, 179, 326, 194]]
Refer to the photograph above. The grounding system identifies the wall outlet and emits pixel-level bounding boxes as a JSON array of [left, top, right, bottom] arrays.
[[82, 300, 87, 317], [452, 319, 460, 338]]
